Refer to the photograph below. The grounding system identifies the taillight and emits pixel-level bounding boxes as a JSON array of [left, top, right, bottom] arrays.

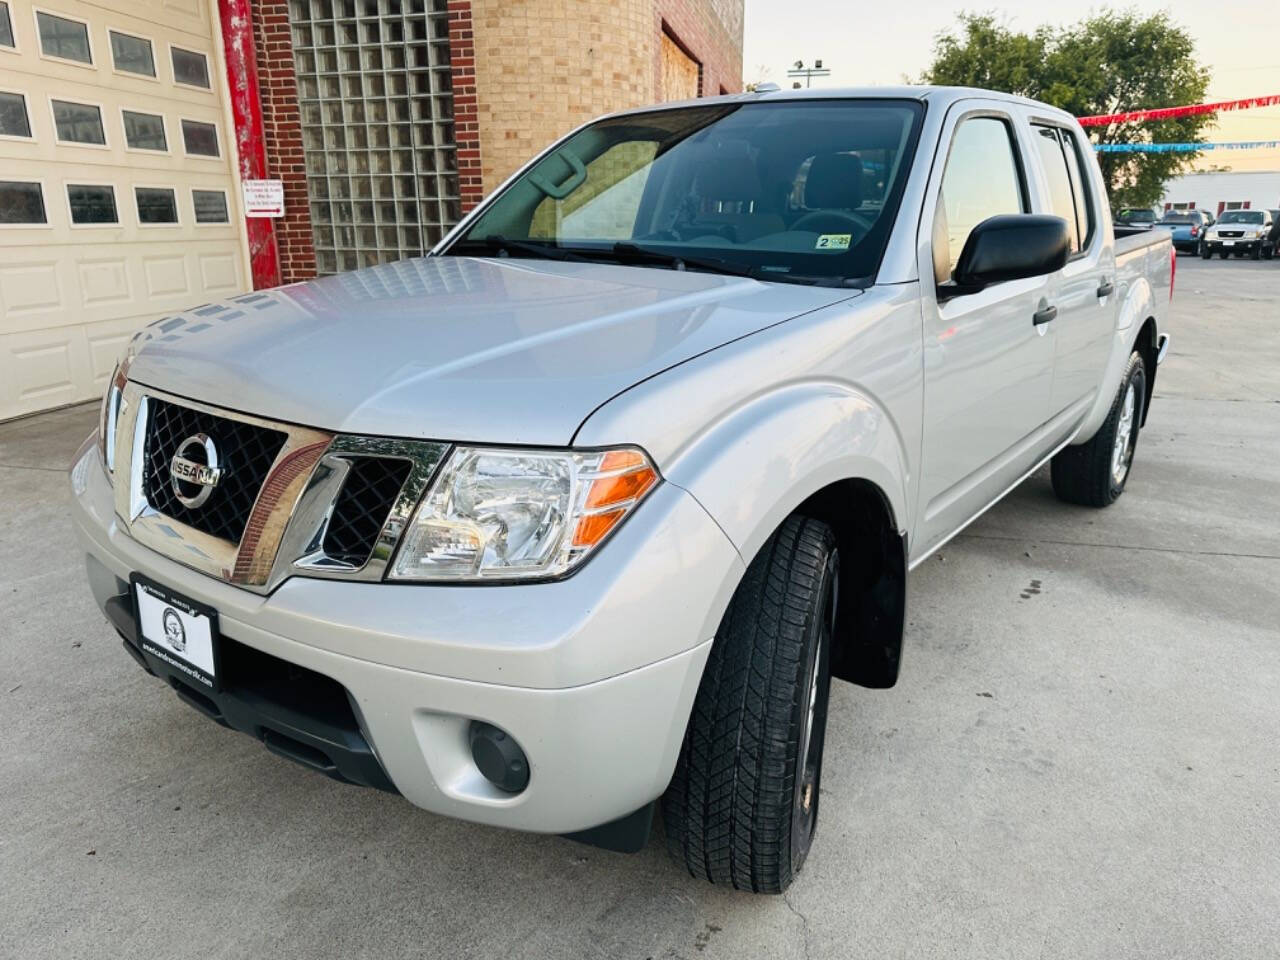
[[1190, 225, 1199, 237]]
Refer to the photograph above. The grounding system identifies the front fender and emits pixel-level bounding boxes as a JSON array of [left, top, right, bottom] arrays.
[[661, 380, 910, 563]]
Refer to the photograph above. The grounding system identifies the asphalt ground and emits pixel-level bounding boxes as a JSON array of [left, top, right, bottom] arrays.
[[1, 255, 1277, 959]]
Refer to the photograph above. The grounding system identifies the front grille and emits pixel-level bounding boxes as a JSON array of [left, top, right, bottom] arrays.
[[322, 456, 413, 567], [142, 398, 288, 544], [1219, 230, 1244, 238]]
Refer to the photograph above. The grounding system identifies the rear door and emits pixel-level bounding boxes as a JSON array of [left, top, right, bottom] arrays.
[[913, 103, 1056, 556], [1027, 121, 1114, 427]]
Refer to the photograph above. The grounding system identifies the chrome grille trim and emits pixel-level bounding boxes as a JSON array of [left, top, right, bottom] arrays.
[[271, 435, 449, 587], [112, 384, 449, 594]]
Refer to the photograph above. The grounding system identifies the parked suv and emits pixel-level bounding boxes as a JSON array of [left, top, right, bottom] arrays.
[[71, 87, 1173, 893], [1203, 208, 1275, 259]]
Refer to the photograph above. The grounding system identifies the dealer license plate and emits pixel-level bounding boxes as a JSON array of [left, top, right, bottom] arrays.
[[132, 575, 220, 691]]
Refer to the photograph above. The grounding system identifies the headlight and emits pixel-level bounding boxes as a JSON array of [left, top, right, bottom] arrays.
[[389, 446, 659, 581], [97, 361, 128, 475]]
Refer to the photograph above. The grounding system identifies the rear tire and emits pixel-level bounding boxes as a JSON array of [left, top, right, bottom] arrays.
[[1200, 244, 1211, 259], [1251, 245, 1262, 260], [1051, 351, 1146, 507], [663, 515, 838, 894]]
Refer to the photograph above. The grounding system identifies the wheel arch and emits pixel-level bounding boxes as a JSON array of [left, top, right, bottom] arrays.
[[1134, 315, 1159, 426]]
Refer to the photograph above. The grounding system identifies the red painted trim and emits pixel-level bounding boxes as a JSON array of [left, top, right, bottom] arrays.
[[218, 0, 281, 289]]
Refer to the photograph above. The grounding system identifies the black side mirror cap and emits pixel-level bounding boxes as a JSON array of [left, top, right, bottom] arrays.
[[942, 214, 1071, 299]]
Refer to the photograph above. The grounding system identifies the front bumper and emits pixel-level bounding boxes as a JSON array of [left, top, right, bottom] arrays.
[[71, 441, 743, 837], [1205, 237, 1263, 252]]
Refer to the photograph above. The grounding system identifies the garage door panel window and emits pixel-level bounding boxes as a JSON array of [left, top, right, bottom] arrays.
[[135, 186, 178, 224], [181, 118, 219, 157], [0, 3, 14, 49], [52, 99, 106, 146], [0, 181, 47, 224], [192, 189, 229, 224], [109, 30, 155, 78], [36, 10, 92, 64], [0, 91, 31, 138], [170, 46, 210, 89], [123, 109, 166, 151], [934, 115, 1027, 282], [67, 184, 118, 225]]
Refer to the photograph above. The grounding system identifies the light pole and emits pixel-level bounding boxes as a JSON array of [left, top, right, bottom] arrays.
[[786, 59, 831, 89]]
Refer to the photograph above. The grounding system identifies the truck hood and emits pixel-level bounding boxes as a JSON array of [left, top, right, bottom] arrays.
[[126, 256, 858, 445]]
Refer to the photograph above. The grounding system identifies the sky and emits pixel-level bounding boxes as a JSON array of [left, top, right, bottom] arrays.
[[743, 0, 1280, 172]]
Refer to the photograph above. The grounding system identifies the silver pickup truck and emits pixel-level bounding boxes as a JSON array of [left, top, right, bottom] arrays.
[[70, 86, 1173, 894]]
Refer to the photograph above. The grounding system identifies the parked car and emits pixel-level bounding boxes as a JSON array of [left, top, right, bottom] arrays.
[[1114, 206, 1162, 230], [1268, 210, 1280, 258], [1156, 210, 1212, 254], [1203, 208, 1275, 259], [70, 86, 1173, 894]]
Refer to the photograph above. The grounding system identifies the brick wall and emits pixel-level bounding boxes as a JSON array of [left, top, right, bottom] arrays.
[[465, 0, 743, 195], [249, 0, 316, 283], [447, 1, 484, 214]]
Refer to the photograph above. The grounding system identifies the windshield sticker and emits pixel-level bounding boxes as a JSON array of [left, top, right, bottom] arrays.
[[815, 234, 851, 250]]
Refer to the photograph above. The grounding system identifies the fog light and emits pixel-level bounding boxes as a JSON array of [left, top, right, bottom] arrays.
[[468, 721, 529, 793]]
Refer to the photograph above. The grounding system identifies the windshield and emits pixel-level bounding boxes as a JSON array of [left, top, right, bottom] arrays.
[[447, 100, 925, 285], [1120, 208, 1156, 222], [1219, 210, 1264, 224], [1159, 213, 1195, 224]]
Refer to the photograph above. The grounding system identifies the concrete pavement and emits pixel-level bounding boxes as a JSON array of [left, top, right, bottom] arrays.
[[1, 256, 1277, 959]]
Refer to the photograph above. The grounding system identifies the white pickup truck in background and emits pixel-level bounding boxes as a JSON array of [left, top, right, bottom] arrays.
[[72, 86, 1172, 894]]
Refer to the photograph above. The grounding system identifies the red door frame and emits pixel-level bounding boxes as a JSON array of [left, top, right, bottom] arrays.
[[218, 0, 281, 289]]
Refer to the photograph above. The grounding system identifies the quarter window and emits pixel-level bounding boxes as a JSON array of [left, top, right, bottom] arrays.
[[1059, 128, 1096, 251], [52, 99, 106, 145], [36, 10, 92, 63], [192, 189, 229, 223], [0, 2, 14, 48], [68, 184, 118, 224], [180, 118, 219, 157], [935, 116, 1027, 281], [122, 109, 166, 150], [170, 46, 210, 88], [0, 91, 31, 138], [135, 186, 178, 224], [0, 181, 47, 223], [109, 30, 155, 77]]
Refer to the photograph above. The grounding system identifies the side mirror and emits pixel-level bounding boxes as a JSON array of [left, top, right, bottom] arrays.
[[944, 214, 1070, 298]]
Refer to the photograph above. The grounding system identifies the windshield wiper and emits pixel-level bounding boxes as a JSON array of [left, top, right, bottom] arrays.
[[450, 235, 590, 262], [610, 243, 853, 287]]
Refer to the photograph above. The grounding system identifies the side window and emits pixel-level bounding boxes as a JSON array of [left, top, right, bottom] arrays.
[[1032, 125, 1080, 253], [1059, 128, 1096, 250], [935, 116, 1026, 281]]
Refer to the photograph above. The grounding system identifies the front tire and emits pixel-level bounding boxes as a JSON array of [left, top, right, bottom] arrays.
[[663, 515, 838, 894], [1051, 351, 1146, 507], [1200, 244, 1211, 259]]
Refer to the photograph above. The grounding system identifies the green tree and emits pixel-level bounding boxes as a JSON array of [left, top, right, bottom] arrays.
[[922, 11, 1212, 209]]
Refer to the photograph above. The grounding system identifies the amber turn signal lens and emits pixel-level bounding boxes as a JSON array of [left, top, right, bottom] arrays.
[[572, 451, 659, 548], [572, 507, 628, 547]]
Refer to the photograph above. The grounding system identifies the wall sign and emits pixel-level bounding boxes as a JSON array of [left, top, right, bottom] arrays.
[[241, 179, 284, 218]]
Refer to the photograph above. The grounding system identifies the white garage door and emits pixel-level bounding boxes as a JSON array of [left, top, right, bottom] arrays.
[[0, 0, 248, 420]]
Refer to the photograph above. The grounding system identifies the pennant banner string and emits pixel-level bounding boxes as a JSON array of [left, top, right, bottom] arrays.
[[1078, 94, 1280, 127]]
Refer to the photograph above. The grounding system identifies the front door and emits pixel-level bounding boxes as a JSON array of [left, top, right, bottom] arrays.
[[913, 107, 1056, 558]]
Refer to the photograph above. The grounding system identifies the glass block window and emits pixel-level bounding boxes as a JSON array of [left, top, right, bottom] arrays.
[[135, 186, 178, 224], [37, 10, 92, 63], [171, 46, 210, 88], [123, 110, 167, 151], [0, 3, 14, 48], [52, 100, 106, 145], [0, 181, 46, 223], [0, 91, 31, 138], [192, 189, 229, 223], [289, 0, 462, 275], [181, 118, 219, 156], [110, 30, 156, 77], [68, 184, 118, 224]]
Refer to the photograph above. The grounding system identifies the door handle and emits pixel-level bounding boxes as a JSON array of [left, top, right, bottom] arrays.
[[1033, 304, 1058, 325], [1096, 280, 1115, 298]]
